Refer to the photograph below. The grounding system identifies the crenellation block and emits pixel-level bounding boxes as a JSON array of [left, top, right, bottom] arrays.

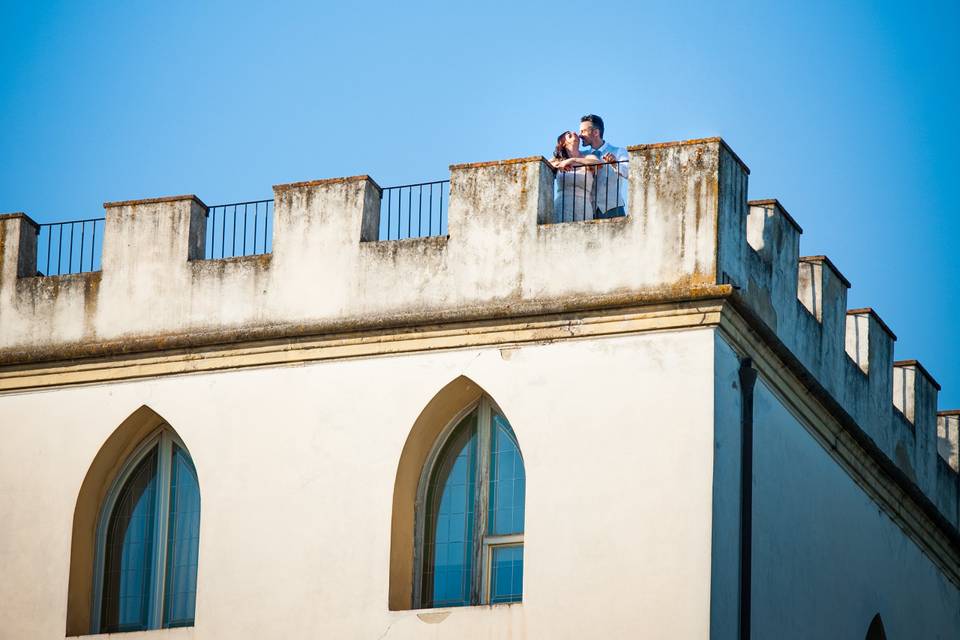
[[797, 256, 851, 398], [841, 308, 897, 454], [442, 156, 548, 303], [716, 144, 750, 290], [797, 256, 850, 322], [101, 194, 207, 268], [628, 138, 749, 289], [0, 213, 40, 286], [845, 308, 896, 375], [746, 199, 803, 247], [893, 360, 942, 495], [938, 411, 960, 472], [892, 360, 940, 424], [744, 199, 802, 334], [270, 175, 381, 317], [97, 195, 207, 336]]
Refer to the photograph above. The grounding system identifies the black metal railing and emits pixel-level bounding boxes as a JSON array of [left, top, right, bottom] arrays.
[[36, 218, 105, 276], [205, 199, 273, 259], [551, 159, 629, 224], [379, 180, 448, 241]]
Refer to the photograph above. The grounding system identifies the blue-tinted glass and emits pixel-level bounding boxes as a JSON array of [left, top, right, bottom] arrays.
[[163, 445, 200, 628], [488, 416, 525, 536], [101, 448, 158, 633], [424, 414, 477, 608], [490, 545, 523, 603]]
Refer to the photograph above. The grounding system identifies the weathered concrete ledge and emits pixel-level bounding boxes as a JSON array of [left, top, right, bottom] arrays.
[[748, 199, 803, 232], [0, 284, 734, 365], [103, 194, 207, 209], [273, 174, 380, 192], [628, 136, 751, 175], [449, 155, 551, 170]]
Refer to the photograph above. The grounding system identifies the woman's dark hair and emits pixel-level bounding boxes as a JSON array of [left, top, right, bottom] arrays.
[[554, 131, 573, 160]]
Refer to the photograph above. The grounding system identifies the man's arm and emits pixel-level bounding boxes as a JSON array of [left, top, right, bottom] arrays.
[[558, 155, 603, 169], [601, 145, 629, 178]]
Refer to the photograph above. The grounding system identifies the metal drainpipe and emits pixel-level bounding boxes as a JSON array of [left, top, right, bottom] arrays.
[[738, 357, 758, 640]]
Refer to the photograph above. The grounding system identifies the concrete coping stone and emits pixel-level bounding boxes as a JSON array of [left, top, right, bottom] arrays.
[[0, 212, 38, 228], [448, 156, 550, 171], [893, 359, 942, 391], [272, 174, 380, 193], [103, 194, 207, 209], [847, 307, 897, 341], [627, 136, 750, 176], [748, 198, 804, 234], [799, 254, 852, 288]]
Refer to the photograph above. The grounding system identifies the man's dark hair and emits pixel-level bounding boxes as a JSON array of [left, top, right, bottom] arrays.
[[580, 114, 604, 139]]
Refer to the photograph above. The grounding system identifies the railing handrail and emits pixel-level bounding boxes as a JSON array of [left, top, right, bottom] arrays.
[[380, 179, 448, 191], [37, 217, 105, 228], [206, 198, 273, 210], [550, 158, 628, 170]]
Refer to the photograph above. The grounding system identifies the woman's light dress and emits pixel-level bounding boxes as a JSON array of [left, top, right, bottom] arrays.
[[554, 167, 595, 223]]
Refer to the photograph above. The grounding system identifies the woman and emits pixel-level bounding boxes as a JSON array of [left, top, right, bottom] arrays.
[[550, 131, 603, 222]]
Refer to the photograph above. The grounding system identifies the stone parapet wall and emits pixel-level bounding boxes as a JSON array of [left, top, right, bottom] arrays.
[[0, 139, 744, 359]]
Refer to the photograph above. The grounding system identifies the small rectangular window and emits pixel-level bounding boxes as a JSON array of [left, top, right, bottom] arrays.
[[489, 544, 523, 604]]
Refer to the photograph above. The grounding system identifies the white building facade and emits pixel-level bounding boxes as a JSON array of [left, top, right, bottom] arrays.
[[0, 138, 957, 639]]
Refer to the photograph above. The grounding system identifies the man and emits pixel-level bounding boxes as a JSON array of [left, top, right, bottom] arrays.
[[579, 114, 629, 218]]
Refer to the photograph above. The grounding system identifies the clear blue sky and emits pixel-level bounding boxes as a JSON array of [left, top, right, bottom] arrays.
[[2, 1, 958, 407]]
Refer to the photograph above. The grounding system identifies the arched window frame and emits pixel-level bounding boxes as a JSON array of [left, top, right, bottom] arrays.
[[412, 396, 524, 608], [90, 426, 198, 632]]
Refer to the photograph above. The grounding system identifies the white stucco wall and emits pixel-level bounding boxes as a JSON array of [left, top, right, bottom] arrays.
[[0, 328, 718, 640], [749, 376, 960, 638]]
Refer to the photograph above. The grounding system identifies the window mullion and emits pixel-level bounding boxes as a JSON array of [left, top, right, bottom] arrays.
[[151, 434, 173, 629], [472, 399, 492, 605]]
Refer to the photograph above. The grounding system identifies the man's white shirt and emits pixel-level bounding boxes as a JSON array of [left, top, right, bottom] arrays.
[[586, 141, 629, 213]]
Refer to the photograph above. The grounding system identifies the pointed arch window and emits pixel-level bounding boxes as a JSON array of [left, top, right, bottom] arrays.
[[416, 397, 525, 608], [92, 428, 200, 632]]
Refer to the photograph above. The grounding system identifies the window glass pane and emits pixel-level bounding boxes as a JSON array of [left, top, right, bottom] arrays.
[[489, 545, 523, 604], [424, 413, 477, 608], [488, 415, 525, 535], [163, 444, 201, 627], [101, 447, 158, 633]]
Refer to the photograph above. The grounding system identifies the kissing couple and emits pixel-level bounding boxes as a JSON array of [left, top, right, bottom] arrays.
[[549, 114, 629, 223]]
